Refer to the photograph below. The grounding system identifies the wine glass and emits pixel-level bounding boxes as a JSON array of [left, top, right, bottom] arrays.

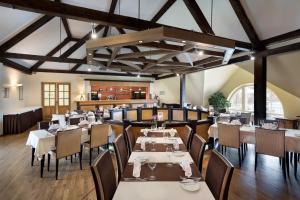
[[166, 146, 173, 167], [161, 123, 166, 130], [148, 162, 157, 180], [150, 138, 156, 151]]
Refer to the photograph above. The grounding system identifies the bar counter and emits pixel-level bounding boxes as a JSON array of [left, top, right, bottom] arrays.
[[76, 99, 158, 110]]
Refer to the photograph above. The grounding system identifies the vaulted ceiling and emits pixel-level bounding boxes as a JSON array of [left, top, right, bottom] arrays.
[[0, 0, 299, 79]]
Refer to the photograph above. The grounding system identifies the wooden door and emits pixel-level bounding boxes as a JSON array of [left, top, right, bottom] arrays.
[[57, 83, 71, 114], [41, 82, 71, 120], [42, 82, 57, 120]]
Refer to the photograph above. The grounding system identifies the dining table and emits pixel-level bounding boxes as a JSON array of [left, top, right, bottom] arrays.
[[208, 123, 300, 153], [26, 121, 112, 178], [112, 128, 215, 200]]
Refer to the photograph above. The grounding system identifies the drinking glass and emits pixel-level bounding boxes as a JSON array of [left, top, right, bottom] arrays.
[[151, 139, 156, 151], [161, 123, 166, 130], [148, 162, 157, 180], [166, 146, 173, 167]]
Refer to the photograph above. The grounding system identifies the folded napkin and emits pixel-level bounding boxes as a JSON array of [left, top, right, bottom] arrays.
[[132, 159, 142, 178], [88, 116, 96, 123], [48, 124, 59, 131], [65, 113, 70, 117], [71, 111, 78, 115], [173, 140, 180, 151], [79, 120, 89, 125], [180, 160, 192, 177], [141, 139, 146, 151], [231, 119, 241, 125], [262, 123, 277, 130], [87, 111, 95, 116], [169, 129, 176, 137], [142, 129, 149, 137]]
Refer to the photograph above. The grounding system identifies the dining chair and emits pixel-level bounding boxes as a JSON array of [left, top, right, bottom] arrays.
[[38, 121, 50, 130], [205, 150, 234, 200], [255, 128, 286, 178], [91, 151, 117, 200], [113, 134, 128, 182], [47, 128, 82, 179], [69, 117, 81, 125], [85, 124, 110, 166], [124, 125, 135, 155], [189, 134, 206, 173], [218, 123, 243, 167], [175, 125, 193, 150]]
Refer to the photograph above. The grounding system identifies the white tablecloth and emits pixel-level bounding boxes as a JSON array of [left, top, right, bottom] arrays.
[[208, 124, 300, 152], [113, 181, 214, 200], [136, 137, 183, 144], [26, 127, 89, 158], [141, 128, 177, 134], [128, 152, 194, 164]]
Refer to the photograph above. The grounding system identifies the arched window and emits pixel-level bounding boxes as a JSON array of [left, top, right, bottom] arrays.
[[228, 84, 284, 119]]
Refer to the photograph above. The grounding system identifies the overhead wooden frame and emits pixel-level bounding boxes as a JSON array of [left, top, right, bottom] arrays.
[[86, 26, 236, 74]]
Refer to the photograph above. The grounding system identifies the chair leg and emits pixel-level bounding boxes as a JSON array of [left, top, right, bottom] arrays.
[[224, 146, 227, 154], [221, 145, 223, 154], [290, 152, 293, 164], [241, 145, 244, 160], [56, 159, 59, 180], [31, 148, 35, 166], [294, 152, 298, 178], [255, 152, 258, 171], [40, 155, 45, 178], [98, 147, 100, 154], [282, 156, 286, 179], [80, 145, 83, 170], [47, 154, 51, 171], [238, 148, 241, 168], [286, 152, 290, 177], [279, 157, 282, 166], [71, 155, 73, 163], [89, 148, 93, 166]]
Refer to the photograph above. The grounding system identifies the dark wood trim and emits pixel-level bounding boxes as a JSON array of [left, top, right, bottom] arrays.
[[31, 37, 71, 71], [193, 57, 221, 66], [254, 57, 267, 124], [61, 18, 71, 38], [262, 29, 300, 46], [256, 42, 300, 57], [156, 73, 177, 80], [1, 52, 86, 64], [116, 28, 143, 57], [0, 0, 251, 50], [102, 0, 118, 38], [70, 63, 82, 72], [151, 0, 176, 22], [60, 25, 104, 58], [229, 0, 264, 50], [0, 58, 31, 74], [180, 74, 186, 108], [34, 68, 155, 78], [84, 79, 153, 83], [183, 0, 214, 34], [0, 15, 54, 52]]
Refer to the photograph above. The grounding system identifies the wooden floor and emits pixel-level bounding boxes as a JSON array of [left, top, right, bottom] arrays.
[[0, 129, 299, 200]]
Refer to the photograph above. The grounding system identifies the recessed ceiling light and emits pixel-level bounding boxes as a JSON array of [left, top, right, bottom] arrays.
[[182, 40, 186, 43], [176, 73, 179, 76], [88, 68, 91, 72], [138, 40, 143, 43], [198, 51, 204, 56]]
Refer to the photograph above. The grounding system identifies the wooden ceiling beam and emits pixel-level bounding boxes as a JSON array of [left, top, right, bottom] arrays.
[[1, 52, 86, 64], [116, 50, 173, 59], [34, 68, 155, 78], [262, 29, 300, 46], [183, 0, 214, 34], [70, 56, 86, 72], [193, 57, 221, 67], [107, 47, 121, 67], [0, 0, 251, 50], [61, 25, 104, 58], [31, 37, 71, 71], [151, 0, 176, 22], [102, 0, 118, 38], [0, 15, 54, 52], [0, 58, 31, 74], [229, 0, 264, 50]]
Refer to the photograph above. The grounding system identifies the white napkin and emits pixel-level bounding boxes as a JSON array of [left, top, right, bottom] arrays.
[[141, 140, 146, 151], [142, 129, 148, 137], [173, 140, 180, 151], [170, 129, 176, 137], [180, 160, 192, 177], [262, 123, 277, 130], [87, 111, 95, 116], [231, 119, 241, 125], [48, 124, 59, 130], [71, 111, 78, 115], [88, 116, 96, 123], [132, 159, 142, 178], [79, 119, 89, 125], [65, 113, 70, 117]]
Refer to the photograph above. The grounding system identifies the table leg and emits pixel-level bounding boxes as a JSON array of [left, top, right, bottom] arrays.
[[31, 148, 35, 166], [40, 155, 45, 178], [295, 152, 298, 177]]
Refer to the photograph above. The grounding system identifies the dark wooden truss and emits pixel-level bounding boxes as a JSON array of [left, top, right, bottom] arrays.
[[0, 0, 298, 79]]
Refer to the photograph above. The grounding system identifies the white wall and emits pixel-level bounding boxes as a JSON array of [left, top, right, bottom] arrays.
[[151, 76, 180, 104], [186, 71, 205, 106]]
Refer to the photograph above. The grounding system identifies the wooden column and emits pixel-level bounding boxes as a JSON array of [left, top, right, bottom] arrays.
[[254, 57, 267, 124], [180, 74, 186, 108]]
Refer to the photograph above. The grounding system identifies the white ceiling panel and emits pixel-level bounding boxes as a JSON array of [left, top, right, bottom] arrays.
[[39, 62, 75, 70], [0, 7, 41, 45], [68, 19, 94, 38], [7, 17, 67, 55], [8, 59, 36, 68], [241, 0, 300, 40], [62, 0, 111, 12]]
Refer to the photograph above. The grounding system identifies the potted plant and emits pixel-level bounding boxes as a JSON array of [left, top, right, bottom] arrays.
[[208, 92, 231, 114]]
